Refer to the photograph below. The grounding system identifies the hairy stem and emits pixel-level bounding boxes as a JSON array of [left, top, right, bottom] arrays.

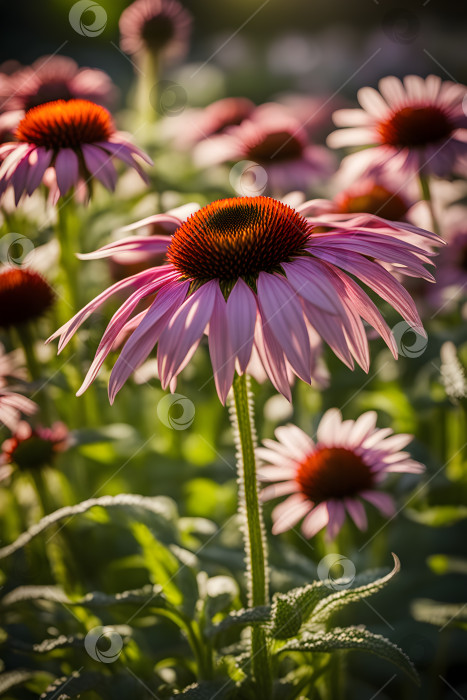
[[230, 373, 271, 698], [419, 174, 440, 235]]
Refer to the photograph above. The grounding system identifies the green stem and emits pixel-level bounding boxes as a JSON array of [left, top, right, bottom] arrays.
[[231, 373, 271, 698], [419, 174, 440, 235], [14, 324, 52, 424], [56, 195, 80, 314]]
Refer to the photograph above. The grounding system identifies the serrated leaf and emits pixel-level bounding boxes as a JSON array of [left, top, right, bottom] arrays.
[[411, 599, 467, 629], [1, 583, 165, 609], [174, 679, 235, 698], [311, 554, 400, 624], [277, 626, 419, 684], [6, 635, 86, 654], [40, 671, 105, 699], [0, 494, 177, 559], [0, 669, 35, 694], [270, 582, 334, 639], [406, 506, 467, 527], [209, 606, 271, 637]]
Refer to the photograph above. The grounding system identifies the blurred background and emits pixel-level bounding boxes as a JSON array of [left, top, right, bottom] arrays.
[[2, 0, 466, 107]]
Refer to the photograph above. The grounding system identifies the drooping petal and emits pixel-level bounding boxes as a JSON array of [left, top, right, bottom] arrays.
[[301, 502, 329, 538], [226, 278, 257, 373], [54, 148, 79, 196], [158, 281, 217, 389], [208, 285, 235, 404]]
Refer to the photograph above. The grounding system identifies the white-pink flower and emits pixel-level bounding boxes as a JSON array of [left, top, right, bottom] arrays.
[[49, 195, 440, 405], [327, 75, 467, 179], [0, 99, 152, 204], [258, 409, 424, 540]]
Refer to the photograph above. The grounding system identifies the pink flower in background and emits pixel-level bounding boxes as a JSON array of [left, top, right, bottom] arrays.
[[0, 99, 152, 203], [196, 106, 334, 193], [119, 0, 192, 63], [0, 56, 118, 114], [49, 195, 439, 404], [0, 421, 69, 472], [0, 343, 37, 433], [258, 409, 424, 539], [327, 75, 467, 179]]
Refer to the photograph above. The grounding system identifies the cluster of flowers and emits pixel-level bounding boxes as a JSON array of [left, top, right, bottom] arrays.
[[0, 0, 466, 540]]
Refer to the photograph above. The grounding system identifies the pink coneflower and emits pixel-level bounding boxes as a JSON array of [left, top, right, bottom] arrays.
[[119, 0, 192, 63], [0, 421, 69, 471], [0, 99, 152, 203], [258, 409, 424, 539], [327, 75, 467, 179], [0, 268, 54, 329], [0, 343, 37, 432], [49, 195, 440, 404], [0, 56, 117, 113], [196, 109, 334, 194]]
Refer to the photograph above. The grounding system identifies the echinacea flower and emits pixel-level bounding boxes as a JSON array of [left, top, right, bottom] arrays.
[[49, 195, 440, 404], [119, 0, 192, 63], [0, 268, 54, 329], [327, 75, 467, 180], [195, 108, 334, 194], [0, 55, 118, 113], [0, 420, 69, 472], [0, 343, 37, 432], [0, 99, 152, 203], [258, 409, 424, 539], [330, 177, 412, 221]]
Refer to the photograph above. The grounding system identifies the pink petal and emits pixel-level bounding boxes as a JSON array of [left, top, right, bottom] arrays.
[[360, 490, 395, 517], [260, 481, 299, 501], [345, 498, 368, 530], [326, 500, 346, 540], [301, 502, 329, 538], [282, 258, 344, 314], [257, 272, 311, 383], [108, 280, 190, 403], [254, 319, 292, 401], [54, 148, 79, 197], [271, 493, 312, 534], [208, 285, 235, 404], [82, 144, 117, 190], [77, 235, 171, 260], [158, 281, 217, 389], [226, 279, 257, 373]]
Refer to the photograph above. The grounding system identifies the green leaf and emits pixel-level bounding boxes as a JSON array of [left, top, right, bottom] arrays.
[[428, 555, 467, 576], [40, 671, 105, 699], [6, 635, 86, 654], [406, 506, 467, 527], [411, 599, 467, 629], [205, 576, 240, 620], [311, 554, 400, 624], [209, 606, 271, 637], [270, 582, 334, 639], [0, 669, 36, 695], [277, 626, 419, 684], [1, 583, 165, 610], [0, 494, 178, 559], [175, 680, 236, 698]]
